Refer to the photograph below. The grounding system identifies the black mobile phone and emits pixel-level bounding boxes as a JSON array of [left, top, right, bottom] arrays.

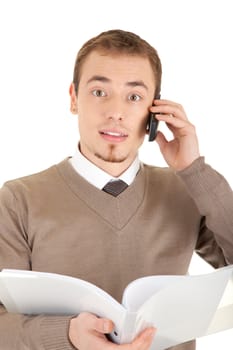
[[147, 94, 160, 142], [148, 112, 159, 141]]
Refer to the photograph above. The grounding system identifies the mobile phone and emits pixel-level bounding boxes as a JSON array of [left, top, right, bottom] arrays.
[[147, 94, 160, 142], [148, 112, 159, 141]]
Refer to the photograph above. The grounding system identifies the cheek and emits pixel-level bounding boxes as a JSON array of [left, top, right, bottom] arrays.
[[77, 94, 93, 117], [135, 113, 148, 136], [128, 119, 147, 146], [78, 98, 101, 125], [78, 117, 92, 139], [77, 103, 94, 128], [77, 111, 89, 136]]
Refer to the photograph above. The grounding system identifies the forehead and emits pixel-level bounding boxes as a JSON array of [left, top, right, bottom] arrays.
[[79, 51, 155, 88]]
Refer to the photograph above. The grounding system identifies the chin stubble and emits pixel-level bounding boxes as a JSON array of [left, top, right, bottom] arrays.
[[94, 145, 128, 163]]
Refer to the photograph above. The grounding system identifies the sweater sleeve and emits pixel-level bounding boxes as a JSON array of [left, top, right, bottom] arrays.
[[177, 157, 233, 266], [0, 184, 76, 350]]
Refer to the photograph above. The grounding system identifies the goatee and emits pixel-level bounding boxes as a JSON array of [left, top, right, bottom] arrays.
[[95, 145, 127, 163]]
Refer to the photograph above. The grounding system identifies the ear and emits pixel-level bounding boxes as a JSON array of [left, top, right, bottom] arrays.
[[69, 83, 78, 114]]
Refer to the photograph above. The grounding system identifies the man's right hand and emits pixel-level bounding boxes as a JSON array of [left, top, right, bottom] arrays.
[[69, 312, 156, 350]]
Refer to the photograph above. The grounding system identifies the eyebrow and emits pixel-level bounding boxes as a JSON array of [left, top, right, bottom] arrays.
[[86, 75, 148, 90], [87, 75, 110, 84]]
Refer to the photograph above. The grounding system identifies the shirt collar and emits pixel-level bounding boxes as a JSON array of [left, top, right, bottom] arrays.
[[69, 146, 140, 190]]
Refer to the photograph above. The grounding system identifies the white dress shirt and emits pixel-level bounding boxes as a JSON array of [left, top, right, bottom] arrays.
[[69, 146, 140, 190]]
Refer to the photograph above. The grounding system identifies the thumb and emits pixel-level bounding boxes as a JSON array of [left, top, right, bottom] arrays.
[[94, 317, 115, 334], [155, 131, 167, 152]]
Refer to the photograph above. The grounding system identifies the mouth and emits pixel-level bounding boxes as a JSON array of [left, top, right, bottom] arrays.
[[99, 130, 128, 142]]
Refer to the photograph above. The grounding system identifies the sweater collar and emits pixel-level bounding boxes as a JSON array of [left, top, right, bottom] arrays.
[[56, 158, 146, 230]]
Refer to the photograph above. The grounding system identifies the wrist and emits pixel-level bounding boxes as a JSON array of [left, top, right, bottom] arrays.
[[40, 316, 76, 350]]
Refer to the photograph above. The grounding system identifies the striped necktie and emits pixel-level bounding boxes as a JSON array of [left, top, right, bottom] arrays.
[[102, 180, 128, 197]]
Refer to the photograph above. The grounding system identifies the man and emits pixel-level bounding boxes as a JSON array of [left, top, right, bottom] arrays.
[[0, 29, 232, 350]]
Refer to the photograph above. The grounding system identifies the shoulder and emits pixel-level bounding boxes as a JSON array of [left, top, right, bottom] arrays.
[[142, 162, 192, 198], [143, 163, 182, 185], [1, 158, 70, 199]]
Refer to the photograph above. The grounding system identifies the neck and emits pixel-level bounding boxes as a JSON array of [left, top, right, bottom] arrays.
[[79, 144, 136, 177], [94, 158, 134, 177]]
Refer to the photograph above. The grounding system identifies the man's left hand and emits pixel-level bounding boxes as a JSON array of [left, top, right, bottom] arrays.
[[150, 99, 200, 171]]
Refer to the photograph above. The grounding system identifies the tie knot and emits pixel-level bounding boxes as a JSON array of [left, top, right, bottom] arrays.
[[102, 180, 128, 197]]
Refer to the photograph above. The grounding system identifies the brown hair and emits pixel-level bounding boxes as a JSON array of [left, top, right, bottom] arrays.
[[72, 29, 162, 97]]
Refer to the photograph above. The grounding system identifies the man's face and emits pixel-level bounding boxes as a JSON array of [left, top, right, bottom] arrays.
[[71, 51, 156, 174]]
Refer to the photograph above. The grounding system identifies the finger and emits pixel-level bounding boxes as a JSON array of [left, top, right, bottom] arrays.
[[152, 107, 187, 122], [151, 102, 188, 121], [153, 98, 184, 109], [155, 131, 168, 151], [108, 328, 156, 350], [132, 327, 156, 350], [161, 116, 196, 139], [155, 113, 188, 130], [93, 316, 114, 334], [106, 328, 156, 350]]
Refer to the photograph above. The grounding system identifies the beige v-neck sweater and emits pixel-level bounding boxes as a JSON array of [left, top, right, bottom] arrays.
[[0, 157, 232, 350]]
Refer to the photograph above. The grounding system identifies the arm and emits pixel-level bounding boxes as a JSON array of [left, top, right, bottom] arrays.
[[0, 307, 73, 350], [178, 157, 233, 266], [0, 184, 75, 350], [151, 99, 233, 265]]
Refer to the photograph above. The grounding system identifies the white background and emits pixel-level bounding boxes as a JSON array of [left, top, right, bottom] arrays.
[[0, 0, 232, 348]]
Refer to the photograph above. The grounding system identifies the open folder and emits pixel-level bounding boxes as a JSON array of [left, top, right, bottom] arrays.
[[0, 266, 233, 350]]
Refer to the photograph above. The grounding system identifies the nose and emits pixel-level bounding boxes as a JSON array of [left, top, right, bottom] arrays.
[[105, 98, 125, 122]]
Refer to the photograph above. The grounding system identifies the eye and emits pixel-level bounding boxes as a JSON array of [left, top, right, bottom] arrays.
[[128, 94, 141, 102], [92, 89, 106, 97]]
